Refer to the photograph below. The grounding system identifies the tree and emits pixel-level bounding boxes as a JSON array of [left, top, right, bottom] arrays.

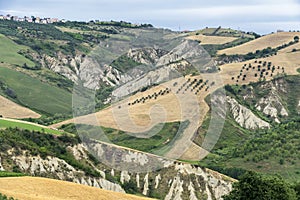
[[23, 63, 28, 68], [0, 193, 16, 200], [293, 182, 300, 199], [294, 36, 299, 42], [223, 171, 297, 200], [31, 16, 36, 23]]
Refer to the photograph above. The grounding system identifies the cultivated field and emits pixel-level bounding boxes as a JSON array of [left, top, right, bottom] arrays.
[[0, 34, 35, 67], [52, 74, 222, 160], [51, 34, 300, 161], [0, 64, 72, 115], [0, 118, 64, 135], [46, 75, 207, 133], [218, 32, 300, 55], [54, 49, 300, 131], [193, 27, 254, 38], [218, 50, 300, 85], [187, 34, 237, 45], [0, 177, 153, 200], [0, 95, 40, 119]]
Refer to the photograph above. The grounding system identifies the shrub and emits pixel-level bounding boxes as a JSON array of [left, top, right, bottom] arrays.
[[223, 172, 297, 200]]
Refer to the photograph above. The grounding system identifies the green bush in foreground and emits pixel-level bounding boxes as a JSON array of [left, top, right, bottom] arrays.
[[0, 171, 25, 177], [223, 171, 297, 200], [0, 193, 16, 200]]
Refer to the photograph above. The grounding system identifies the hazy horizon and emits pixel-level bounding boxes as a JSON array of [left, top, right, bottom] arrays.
[[1, 0, 300, 34]]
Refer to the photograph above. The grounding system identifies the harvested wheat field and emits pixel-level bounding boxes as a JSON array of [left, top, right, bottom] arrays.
[[51, 48, 300, 160], [278, 41, 300, 53], [0, 177, 154, 200], [52, 73, 225, 160], [217, 51, 300, 85], [52, 72, 227, 135], [187, 34, 237, 45], [0, 95, 40, 119], [52, 35, 300, 133], [218, 32, 300, 55]]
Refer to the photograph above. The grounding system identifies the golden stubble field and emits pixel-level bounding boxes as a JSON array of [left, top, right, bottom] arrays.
[[0, 95, 40, 119], [218, 32, 300, 55], [187, 34, 238, 45], [0, 177, 153, 200], [52, 73, 223, 160], [54, 50, 300, 130], [52, 36, 300, 160], [218, 51, 300, 85]]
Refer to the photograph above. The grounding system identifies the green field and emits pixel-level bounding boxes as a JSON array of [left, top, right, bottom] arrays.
[[62, 121, 189, 154], [0, 119, 64, 135], [0, 171, 26, 178], [197, 113, 300, 182], [0, 65, 72, 115], [0, 34, 35, 67], [195, 76, 300, 182]]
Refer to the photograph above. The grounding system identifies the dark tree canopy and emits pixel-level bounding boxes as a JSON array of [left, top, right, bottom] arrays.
[[223, 171, 297, 200]]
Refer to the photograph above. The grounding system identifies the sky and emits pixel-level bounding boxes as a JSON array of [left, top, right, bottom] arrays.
[[1, 0, 300, 34]]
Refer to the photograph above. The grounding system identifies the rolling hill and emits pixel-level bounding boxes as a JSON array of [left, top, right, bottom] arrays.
[[195, 74, 300, 182], [0, 95, 40, 119], [0, 34, 35, 67], [0, 17, 300, 200], [218, 32, 299, 55], [0, 127, 234, 199], [0, 64, 72, 115], [0, 118, 65, 135], [0, 177, 154, 200], [187, 34, 237, 45], [52, 34, 300, 161]]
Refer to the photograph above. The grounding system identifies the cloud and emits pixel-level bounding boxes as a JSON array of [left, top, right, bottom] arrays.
[[1, 0, 299, 33], [0, 9, 41, 16], [130, 3, 300, 20]]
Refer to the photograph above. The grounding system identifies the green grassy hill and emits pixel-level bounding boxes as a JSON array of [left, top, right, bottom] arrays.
[[194, 75, 300, 182], [0, 65, 72, 115], [0, 18, 299, 188], [0, 118, 64, 135], [0, 34, 35, 67], [194, 27, 257, 38], [61, 121, 188, 154], [0, 21, 84, 117]]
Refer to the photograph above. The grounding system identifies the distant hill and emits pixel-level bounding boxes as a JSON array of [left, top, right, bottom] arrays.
[[0, 18, 300, 200], [218, 32, 299, 55], [187, 34, 238, 45]]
